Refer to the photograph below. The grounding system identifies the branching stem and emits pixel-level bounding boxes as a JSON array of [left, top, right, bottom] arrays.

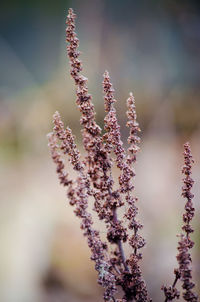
[[113, 208, 129, 272]]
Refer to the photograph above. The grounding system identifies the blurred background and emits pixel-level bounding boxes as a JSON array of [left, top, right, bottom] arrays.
[[0, 0, 200, 301]]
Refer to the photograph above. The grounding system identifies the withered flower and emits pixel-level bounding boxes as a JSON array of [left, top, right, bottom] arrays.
[[48, 7, 198, 302], [162, 143, 198, 302]]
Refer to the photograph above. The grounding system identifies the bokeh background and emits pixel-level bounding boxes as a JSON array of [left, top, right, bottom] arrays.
[[0, 0, 200, 301]]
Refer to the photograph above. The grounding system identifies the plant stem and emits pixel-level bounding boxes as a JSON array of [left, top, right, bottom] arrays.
[[164, 274, 179, 302], [113, 208, 129, 272]]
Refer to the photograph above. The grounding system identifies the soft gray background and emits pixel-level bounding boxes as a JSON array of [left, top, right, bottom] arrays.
[[0, 0, 200, 301]]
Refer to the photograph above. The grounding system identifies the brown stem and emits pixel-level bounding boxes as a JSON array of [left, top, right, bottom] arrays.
[[113, 208, 129, 272], [164, 274, 179, 302], [134, 227, 137, 255]]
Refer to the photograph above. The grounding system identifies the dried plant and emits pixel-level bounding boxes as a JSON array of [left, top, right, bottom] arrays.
[[47, 8, 198, 302], [162, 143, 198, 302]]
